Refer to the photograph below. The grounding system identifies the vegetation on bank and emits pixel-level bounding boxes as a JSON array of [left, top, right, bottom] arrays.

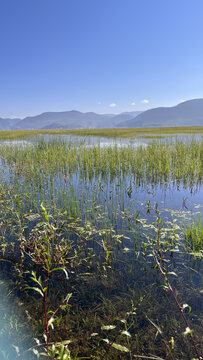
[[0, 126, 202, 139]]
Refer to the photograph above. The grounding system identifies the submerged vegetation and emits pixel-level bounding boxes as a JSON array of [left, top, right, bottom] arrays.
[[0, 133, 202, 359]]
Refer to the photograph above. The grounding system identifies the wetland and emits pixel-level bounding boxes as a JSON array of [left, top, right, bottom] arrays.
[[0, 129, 202, 360]]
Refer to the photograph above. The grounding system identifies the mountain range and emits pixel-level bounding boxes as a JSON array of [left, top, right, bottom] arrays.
[[0, 99, 203, 130], [0, 111, 141, 130], [118, 99, 203, 128]]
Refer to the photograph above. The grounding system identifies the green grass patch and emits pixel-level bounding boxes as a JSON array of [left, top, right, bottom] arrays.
[[0, 126, 202, 139], [184, 217, 203, 253], [0, 138, 202, 189]]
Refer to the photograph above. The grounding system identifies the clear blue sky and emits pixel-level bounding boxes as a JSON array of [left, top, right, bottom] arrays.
[[1, 0, 203, 117]]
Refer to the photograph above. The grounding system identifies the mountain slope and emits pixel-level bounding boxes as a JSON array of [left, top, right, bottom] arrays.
[[117, 99, 203, 128], [13, 110, 141, 130], [110, 111, 142, 124], [0, 118, 21, 130]]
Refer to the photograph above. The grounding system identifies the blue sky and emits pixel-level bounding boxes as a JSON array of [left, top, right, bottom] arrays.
[[1, 0, 203, 117]]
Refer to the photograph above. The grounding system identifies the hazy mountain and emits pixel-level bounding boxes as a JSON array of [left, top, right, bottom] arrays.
[[110, 111, 142, 124], [4, 99, 203, 130], [120, 111, 143, 117], [12, 110, 141, 130], [117, 99, 203, 128], [0, 118, 21, 130]]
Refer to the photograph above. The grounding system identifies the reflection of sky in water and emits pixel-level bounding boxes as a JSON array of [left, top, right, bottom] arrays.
[[0, 132, 202, 148], [0, 140, 31, 146], [133, 184, 203, 213], [37, 132, 203, 146]]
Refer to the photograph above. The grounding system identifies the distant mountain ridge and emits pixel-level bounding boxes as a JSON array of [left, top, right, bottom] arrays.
[[0, 111, 141, 130], [1, 99, 203, 130], [118, 99, 203, 128], [0, 118, 21, 130]]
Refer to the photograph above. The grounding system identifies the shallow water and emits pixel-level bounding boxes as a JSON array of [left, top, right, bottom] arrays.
[[1, 132, 202, 148]]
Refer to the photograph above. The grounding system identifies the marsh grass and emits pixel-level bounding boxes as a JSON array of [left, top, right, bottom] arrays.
[[0, 139, 202, 190], [0, 126, 202, 140], [184, 217, 203, 253]]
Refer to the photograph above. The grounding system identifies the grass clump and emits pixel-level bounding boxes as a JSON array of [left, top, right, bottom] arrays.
[[184, 217, 203, 253]]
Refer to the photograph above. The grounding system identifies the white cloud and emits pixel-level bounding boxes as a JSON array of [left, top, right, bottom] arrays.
[[131, 102, 136, 106], [141, 99, 149, 104], [179, 98, 186, 103], [109, 103, 117, 107]]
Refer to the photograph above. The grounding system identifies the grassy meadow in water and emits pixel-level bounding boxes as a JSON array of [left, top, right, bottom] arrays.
[[0, 128, 202, 360], [0, 126, 202, 139]]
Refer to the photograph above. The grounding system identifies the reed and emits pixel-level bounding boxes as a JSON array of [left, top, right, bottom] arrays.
[[0, 139, 202, 191], [184, 217, 203, 253]]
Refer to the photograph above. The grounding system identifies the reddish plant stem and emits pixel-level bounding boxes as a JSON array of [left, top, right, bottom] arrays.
[[156, 216, 163, 260], [148, 237, 202, 360], [20, 243, 23, 275], [44, 229, 51, 359], [48, 298, 65, 324], [23, 341, 55, 354]]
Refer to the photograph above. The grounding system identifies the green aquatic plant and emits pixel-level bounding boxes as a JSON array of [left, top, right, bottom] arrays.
[[184, 217, 203, 254], [18, 204, 118, 359], [146, 214, 202, 360], [22, 204, 73, 359]]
